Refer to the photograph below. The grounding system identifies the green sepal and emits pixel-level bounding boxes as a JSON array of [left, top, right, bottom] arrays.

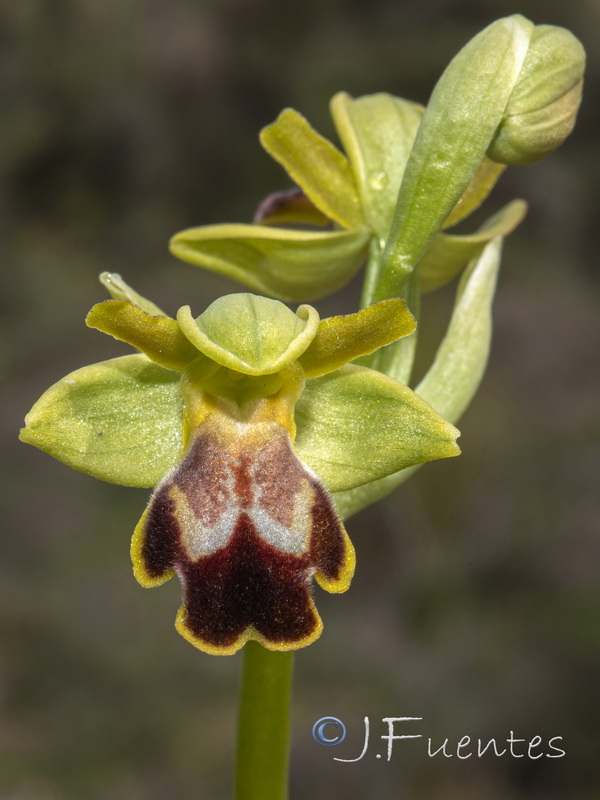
[[294, 364, 460, 493], [374, 14, 534, 302], [177, 294, 320, 376], [419, 199, 527, 293], [299, 298, 415, 378], [169, 223, 370, 302], [334, 237, 503, 518], [259, 108, 364, 230], [19, 354, 183, 488], [99, 272, 167, 316], [86, 299, 204, 372], [330, 92, 423, 239]]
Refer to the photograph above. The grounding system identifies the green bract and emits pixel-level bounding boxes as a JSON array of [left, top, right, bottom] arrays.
[[376, 14, 584, 304], [20, 280, 459, 492], [334, 236, 505, 517]]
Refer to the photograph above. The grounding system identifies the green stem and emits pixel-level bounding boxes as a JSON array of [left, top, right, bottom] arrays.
[[360, 267, 421, 384], [234, 643, 295, 800], [359, 236, 383, 309]]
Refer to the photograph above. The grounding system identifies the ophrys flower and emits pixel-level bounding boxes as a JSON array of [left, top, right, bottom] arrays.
[[20, 276, 460, 654]]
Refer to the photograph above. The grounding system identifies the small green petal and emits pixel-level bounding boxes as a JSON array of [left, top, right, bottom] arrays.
[[177, 294, 320, 376], [299, 298, 415, 378], [259, 108, 364, 230], [419, 199, 527, 293], [99, 272, 167, 316], [330, 92, 424, 239], [442, 157, 506, 229], [170, 223, 370, 302], [19, 354, 183, 487], [294, 364, 460, 493], [86, 299, 204, 371]]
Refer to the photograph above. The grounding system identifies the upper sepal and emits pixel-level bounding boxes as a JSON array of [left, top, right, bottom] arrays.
[[169, 223, 370, 302], [259, 107, 364, 230]]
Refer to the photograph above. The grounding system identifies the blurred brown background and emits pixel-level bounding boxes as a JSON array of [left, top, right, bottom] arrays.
[[2, 1, 599, 798]]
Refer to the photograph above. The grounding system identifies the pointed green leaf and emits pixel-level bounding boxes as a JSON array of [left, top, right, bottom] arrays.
[[331, 92, 424, 238], [294, 364, 460, 493], [20, 355, 183, 488], [299, 298, 415, 378], [259, 108, 364, 230], [177, 294, 320, 376], [170, 223, 371, 302], [420, 199, 526, 292], [99, 272, 167, 316], [86, 299, 203, 371], [374, 15, 534, 302], [334, 237, 503, 519]]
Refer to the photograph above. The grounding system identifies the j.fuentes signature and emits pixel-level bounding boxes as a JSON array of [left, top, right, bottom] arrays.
[[312, 717, 565, 762]]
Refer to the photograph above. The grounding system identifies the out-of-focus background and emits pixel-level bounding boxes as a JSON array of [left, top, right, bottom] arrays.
[[2, 1, 598, 798]]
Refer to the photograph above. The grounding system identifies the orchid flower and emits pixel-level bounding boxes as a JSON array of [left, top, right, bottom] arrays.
[[20, 276, 459, 654], [168, 94, 527, 305]]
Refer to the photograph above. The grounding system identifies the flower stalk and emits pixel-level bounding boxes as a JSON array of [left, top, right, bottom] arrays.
[[235, 645, 294, 800]]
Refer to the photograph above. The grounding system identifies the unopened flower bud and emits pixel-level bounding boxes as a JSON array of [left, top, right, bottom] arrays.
[[488, 25, 585, 165]]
